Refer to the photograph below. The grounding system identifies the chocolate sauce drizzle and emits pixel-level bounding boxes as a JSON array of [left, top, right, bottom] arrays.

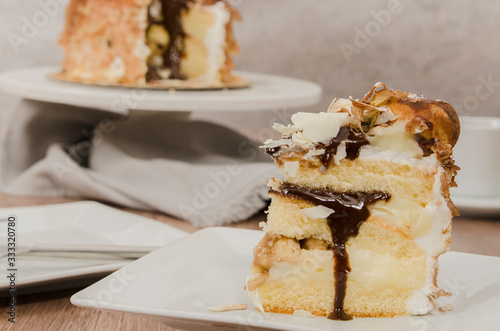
[[412, 117, 437, 156], [161, 0, 189, 79], [265, 126, 368, 165], [321, 126, 369, 169], [146, 0, 191, 80], [264, 146, 282, 155], [146, 64, 163, 81], [414, 134, 438, 156], [276, 184, 390, 320]]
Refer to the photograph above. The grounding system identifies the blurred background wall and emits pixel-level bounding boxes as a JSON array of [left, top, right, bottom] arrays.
[[1, 0, 499, 129]]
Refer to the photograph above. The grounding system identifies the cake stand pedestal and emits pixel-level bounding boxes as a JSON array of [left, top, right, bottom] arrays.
[[0, 67, 322, 114]]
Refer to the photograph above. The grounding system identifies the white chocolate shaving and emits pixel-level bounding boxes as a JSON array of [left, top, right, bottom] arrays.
[[328, 98, 353, 113], [301, 205, 335, 219], [304, 148, 325, 160], [261, 138, 294, 150], [291, 131, 314, 146], [291, 112, 351, 144], [284, 161, 300, 178], [273, 123, 297, 136], [333, 142, 347, 165]]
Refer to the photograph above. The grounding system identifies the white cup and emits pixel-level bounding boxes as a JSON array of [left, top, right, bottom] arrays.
[[453, 116, 500, 197]]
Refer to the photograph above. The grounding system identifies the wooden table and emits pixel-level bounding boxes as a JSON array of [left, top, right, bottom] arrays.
[[1, 191, 499, 331]]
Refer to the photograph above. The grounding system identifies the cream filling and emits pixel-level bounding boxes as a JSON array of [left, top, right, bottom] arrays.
[[247, 250, 333, 314], [245, 279, 264, 312], [406, 290, 434, 315], [363, 153, 451, 255], [405, 166, 452, 314], [266, 250, 333, 284], [362, 153, 451, 315], [200, 2, 230, 82], [415, 166, 452, 256], [248, 246, 437, 315], [365, 121, 422, 158]]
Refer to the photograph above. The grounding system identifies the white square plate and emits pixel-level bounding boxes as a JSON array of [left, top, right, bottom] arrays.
[[71, 227, 500, 331], [0, 201, 187, 293]]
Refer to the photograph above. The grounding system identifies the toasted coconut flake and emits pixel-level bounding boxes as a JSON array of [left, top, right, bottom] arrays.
[[350, 99, 396, 130], [439, 304, 453, 312], [406, 117, 431, 134], [273, 123, 297, 136], [362, 83, 410, 107], [207, 303, 247, 312], [361, 82, 387, 103], [261, 138, 293, 149], [328, 98, 353, 113], [267, 178, 281, 191]]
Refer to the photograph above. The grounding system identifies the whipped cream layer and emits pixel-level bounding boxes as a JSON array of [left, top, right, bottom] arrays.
[[201, 1, 230, 82]]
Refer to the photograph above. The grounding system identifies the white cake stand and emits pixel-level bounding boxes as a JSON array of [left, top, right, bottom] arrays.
[[0, 67, 322, 113]]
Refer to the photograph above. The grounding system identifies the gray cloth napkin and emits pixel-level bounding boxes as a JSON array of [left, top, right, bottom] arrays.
[[0, 100, 279, 227]]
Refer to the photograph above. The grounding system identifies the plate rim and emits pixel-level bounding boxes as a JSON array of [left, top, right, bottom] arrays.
[[0, 66, 323, 112], [452, 193, 500, 215], [0, 201, 188, 290], [70, 227, 500, 331]]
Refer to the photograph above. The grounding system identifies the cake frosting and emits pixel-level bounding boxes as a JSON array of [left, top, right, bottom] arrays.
[[202, 1, 231, 82], [247, 83, 460, 319]]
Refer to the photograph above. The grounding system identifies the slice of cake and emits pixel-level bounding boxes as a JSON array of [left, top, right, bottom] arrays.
[[57, 0, 244, 88], [246, 83, 460, 319]]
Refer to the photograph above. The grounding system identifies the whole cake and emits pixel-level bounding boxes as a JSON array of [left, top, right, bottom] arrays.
[[246, 83, 460, 319], [57, 0, 243, 88]]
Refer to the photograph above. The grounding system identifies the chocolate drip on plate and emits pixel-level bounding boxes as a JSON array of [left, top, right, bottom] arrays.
[[276, 184, 390, 320], [321, 126, 369, 169]]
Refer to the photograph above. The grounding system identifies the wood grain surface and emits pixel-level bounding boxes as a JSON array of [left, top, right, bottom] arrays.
[[0, 191, 499, 331]]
